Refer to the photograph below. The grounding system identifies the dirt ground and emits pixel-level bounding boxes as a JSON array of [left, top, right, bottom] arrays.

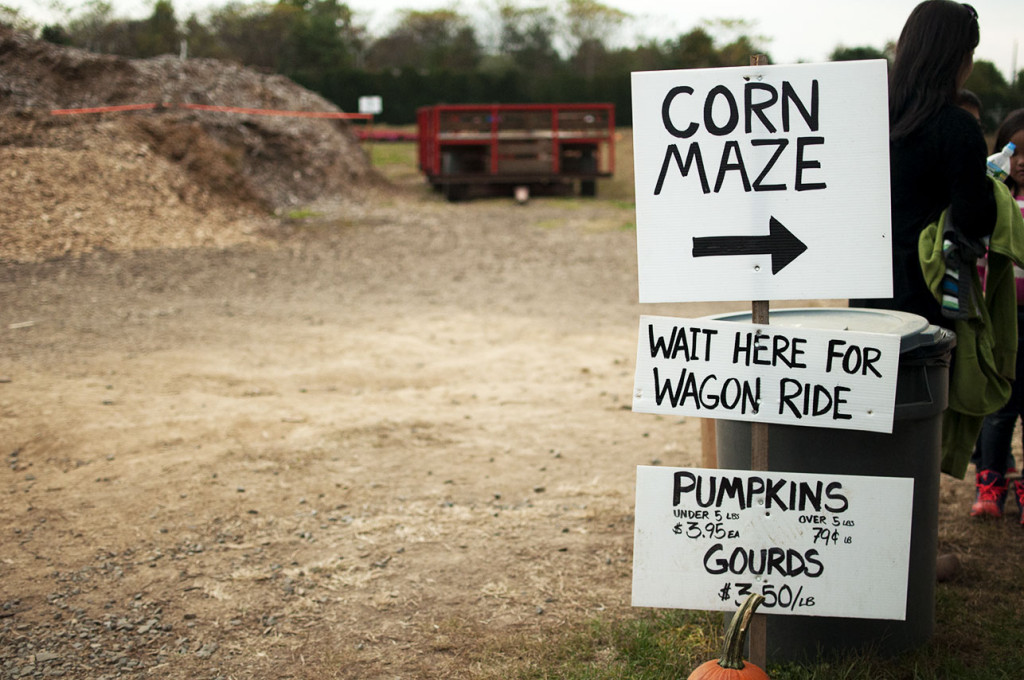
[[0, 180, 739, 679], [5, 178, 1021, 679], [3, 26, 1024, 680]]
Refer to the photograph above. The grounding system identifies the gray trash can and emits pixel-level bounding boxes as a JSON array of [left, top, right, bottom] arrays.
[[712, 307, 956, 662]]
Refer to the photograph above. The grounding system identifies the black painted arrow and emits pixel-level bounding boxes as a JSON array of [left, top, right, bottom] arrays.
[[691, 217, 807, 275]]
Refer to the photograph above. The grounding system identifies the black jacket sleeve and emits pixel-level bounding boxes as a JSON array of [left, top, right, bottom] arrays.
[[943, 106, 996, 241]]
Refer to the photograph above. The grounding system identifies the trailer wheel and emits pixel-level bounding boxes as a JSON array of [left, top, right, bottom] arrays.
[[580, 180, 597, 197], [444, 183, 468, 202]]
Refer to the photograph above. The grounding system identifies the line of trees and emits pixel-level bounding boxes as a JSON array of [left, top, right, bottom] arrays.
[[3, 0, 1022, 129]]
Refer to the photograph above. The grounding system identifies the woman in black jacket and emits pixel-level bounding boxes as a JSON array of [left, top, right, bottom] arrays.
[[850, 1, 994, 578], [852, 1, 994, 328]]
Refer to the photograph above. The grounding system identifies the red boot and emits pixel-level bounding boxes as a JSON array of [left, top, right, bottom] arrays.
[[970, 470, 1007, 518], [1012, 479, 1024, 526]]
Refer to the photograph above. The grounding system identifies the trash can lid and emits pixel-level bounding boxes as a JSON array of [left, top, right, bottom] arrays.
[[704, 307, 955, 356]]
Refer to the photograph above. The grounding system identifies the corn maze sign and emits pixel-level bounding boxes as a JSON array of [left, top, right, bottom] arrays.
[[631, 60, 891, 303]]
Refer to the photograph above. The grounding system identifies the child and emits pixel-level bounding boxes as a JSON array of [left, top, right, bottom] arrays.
[[971, 109, 1024, 522], [962, 92, 1018, 475]]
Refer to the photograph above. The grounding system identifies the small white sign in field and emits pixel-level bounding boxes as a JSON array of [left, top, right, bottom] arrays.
[[632, 315, 901, 433], [631, 60, 891, 303], [632, 466, 914, 620], [358, 95, 383, 115]]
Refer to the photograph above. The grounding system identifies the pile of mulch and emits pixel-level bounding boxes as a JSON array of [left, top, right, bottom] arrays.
[[0, 27, 381, 263]]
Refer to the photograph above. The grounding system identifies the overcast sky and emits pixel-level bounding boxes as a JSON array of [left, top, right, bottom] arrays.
[[8, 0, 1021, 80]]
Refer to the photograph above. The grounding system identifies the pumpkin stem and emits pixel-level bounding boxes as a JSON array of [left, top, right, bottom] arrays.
[[718, 592, 765, 670]]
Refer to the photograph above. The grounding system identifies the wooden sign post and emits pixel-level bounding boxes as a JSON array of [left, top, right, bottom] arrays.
[[748, 53, 769, 669], [358, 95, 383, 155]]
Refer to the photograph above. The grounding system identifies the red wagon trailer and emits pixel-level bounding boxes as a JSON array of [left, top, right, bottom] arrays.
[[416, 103, 615, 201]]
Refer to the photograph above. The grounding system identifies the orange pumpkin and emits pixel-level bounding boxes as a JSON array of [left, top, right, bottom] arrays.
[[687, 593, 769, 680]]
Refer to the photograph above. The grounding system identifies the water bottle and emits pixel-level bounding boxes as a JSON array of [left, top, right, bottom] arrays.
[[986, 142, 1016, 181]]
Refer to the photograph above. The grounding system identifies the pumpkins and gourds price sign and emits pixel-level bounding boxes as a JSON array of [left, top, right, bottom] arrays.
[[631, 466, 913, 620]]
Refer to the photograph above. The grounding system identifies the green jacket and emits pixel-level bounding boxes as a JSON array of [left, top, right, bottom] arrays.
[[919, 178, 1024, 479]]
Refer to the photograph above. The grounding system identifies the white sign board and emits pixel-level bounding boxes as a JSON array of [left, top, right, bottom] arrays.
[[632, 466, 913, 620], [358, 95, 383, 115], [631, 60, 891, 303], [633, 315, 901, 433]]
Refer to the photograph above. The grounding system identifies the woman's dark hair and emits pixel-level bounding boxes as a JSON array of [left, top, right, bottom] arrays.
[[889, 1, 979, 140], [994, 108, 1024, 194]]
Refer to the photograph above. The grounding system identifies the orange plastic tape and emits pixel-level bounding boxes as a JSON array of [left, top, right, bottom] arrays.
[[180, 103, 371, 119], [49, 102, 372, 119], [50, 103, 160, 115]]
